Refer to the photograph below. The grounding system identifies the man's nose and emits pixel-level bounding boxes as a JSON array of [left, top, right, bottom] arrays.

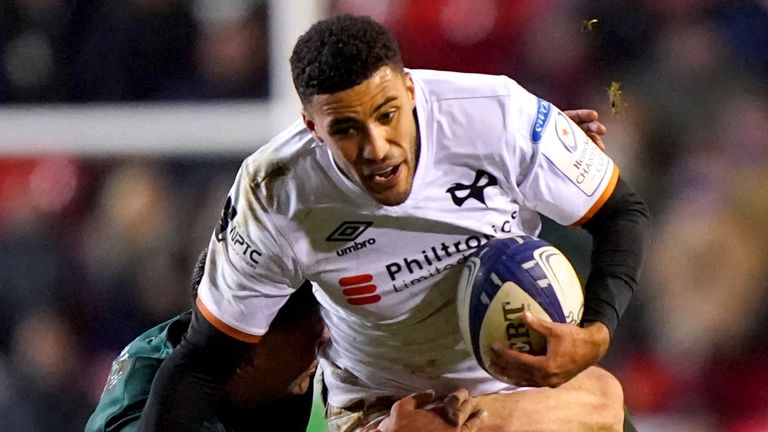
[[362, 125, 389, 160]]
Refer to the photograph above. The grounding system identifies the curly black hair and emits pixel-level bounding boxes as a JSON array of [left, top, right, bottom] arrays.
[[290, 14, 403, 104]]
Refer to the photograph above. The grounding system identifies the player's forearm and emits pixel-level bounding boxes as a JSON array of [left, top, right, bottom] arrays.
[[473, 367, 624, 431], [138, 308, 252, 431], [581, 178, 650, 335]]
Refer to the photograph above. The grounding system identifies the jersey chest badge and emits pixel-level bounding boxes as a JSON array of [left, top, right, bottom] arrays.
[[445, 169, 498, 207]]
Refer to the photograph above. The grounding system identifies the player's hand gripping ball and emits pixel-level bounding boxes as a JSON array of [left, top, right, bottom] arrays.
[[457, 235, 584, 382]]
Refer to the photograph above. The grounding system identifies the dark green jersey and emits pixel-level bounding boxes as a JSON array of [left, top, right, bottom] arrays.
[[85, 312, 226, 432], [86, 311, 315, 431]]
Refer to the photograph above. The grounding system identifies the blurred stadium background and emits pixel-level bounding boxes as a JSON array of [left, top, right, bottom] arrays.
[[1, 0, 767, 431]]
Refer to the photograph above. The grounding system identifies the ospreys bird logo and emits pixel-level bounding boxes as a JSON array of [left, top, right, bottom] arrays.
[[446, 169, 498, 207], [215, 196, 237, 242]]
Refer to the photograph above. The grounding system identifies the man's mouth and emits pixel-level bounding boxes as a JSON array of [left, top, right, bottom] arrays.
[[366, 163, 401, 184]]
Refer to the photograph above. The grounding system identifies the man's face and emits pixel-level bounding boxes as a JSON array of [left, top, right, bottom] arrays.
[[302, 66, 418, 206], [223, 304, 327, 409]]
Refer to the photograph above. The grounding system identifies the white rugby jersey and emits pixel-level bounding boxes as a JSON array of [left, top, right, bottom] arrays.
[[197, 69, 619, 406]]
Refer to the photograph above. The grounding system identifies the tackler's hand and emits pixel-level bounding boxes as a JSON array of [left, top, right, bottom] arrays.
[[563, 109, 607, 151], [372, 390, 485, 432], [441, 388, 485, 429], [488, 312, 610, 388]]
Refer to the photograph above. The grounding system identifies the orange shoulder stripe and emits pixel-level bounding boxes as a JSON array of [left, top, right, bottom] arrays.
[[195, 297, 262, 343], [573, 165, 620, 226]]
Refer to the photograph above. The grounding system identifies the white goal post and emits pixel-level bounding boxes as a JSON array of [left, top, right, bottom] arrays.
[[0, 0, 328, 157]]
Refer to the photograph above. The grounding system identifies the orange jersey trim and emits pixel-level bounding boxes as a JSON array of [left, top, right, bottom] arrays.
[[573, 165, 620, 226], [196, 297, 262, 343]]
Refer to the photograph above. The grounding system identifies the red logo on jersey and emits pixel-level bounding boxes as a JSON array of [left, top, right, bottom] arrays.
[[338, 274, 381, 305]]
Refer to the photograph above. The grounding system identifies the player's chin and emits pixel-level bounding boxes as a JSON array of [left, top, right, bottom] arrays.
[[365, 183, 412, 206], [363, 166, 414, 205]]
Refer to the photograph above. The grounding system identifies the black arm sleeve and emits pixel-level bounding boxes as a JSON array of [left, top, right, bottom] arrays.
[[580, 177, 650, 335], [138, 307, 254, 431]]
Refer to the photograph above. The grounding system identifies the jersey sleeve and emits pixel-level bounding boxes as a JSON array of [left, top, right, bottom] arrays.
[[508, 82, 619, 226], [85, 316, 231, 432], [197, 160, 304, 342], [84, 354, 156, 432]]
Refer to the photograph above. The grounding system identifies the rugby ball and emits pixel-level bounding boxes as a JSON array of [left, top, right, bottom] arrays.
[[457, 235, 584, 381]]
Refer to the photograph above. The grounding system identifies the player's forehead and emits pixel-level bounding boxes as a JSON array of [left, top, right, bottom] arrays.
[[309, 66, 405, 119]]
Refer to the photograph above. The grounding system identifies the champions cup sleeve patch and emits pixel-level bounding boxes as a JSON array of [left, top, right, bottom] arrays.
[[542, 110, 612, 196], [554, 111, 578, 152]]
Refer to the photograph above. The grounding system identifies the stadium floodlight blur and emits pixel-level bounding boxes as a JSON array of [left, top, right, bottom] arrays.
[[0, 0, 328, 157]]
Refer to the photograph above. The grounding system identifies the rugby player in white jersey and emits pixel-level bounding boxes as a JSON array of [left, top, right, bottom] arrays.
[[139, 15, 649, 432]]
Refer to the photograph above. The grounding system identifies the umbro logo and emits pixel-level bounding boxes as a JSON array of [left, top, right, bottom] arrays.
[[326, 221, 372, 242], [328, 221, 376, 257], [445, 169, 498, 207]]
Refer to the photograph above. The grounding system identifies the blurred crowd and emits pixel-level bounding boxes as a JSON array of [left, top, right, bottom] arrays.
[[0, 0, 270, 102], [0, 156, 243, 430], [1, 0, 768, 431]]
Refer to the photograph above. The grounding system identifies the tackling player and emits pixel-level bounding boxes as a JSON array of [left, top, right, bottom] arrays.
[[139, 15, 649, 432], [85, 250, 327, 431]]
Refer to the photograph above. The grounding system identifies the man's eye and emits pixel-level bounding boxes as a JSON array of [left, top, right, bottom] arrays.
[[331, 127, 357, 137], [379, 111, 396, 123]]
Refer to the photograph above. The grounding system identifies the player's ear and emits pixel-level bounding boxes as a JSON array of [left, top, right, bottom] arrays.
[[404, 71, 415, 105], [302, 111, 323, 143]]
